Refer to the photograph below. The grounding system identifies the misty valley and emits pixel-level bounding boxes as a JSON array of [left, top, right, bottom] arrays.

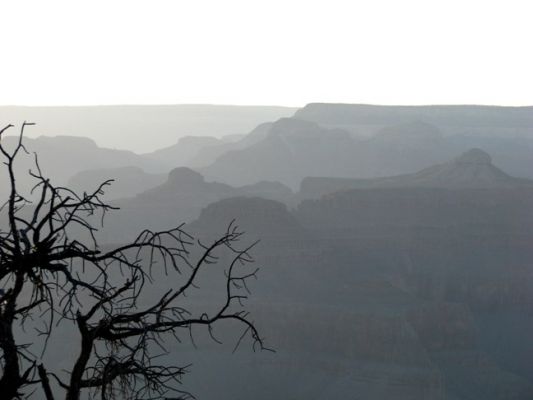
[[1, 103, 533, 400]]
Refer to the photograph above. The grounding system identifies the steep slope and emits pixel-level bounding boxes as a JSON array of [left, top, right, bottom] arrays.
[[293, 163, 533, 399], [448, 135, 533, 180], [143, 135, 222, 167], [96, 168, 295, 243], [141, 122, 275, 170], [187, 122, 274, 167], [399, 148, 529, 188], [182, 187, 533, 399], [201, 118, 358, 187], [96, 167, 240, 243]]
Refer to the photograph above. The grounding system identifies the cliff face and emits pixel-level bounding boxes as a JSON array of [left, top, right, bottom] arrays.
[[78, 153, 533, 399], [42, 145, 533, 399], [296, 183, 533, 308], [174, 167, 533, 399], [293, 174, 533, 397]]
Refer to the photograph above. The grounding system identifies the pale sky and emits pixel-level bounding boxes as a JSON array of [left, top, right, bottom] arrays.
[[1, 0, 532, 107]]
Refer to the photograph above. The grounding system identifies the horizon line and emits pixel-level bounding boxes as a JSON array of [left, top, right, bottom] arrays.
[[2, 102, 533, 108]]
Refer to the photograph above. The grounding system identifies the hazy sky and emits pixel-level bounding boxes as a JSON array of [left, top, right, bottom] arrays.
[[1, 0, 532, 107]]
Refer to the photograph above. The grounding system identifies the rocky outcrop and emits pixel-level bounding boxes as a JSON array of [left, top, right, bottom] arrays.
[[299, 149, 533, 200], [200, 118, 358, 187]]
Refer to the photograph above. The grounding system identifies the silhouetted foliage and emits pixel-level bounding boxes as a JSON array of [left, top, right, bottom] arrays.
[[0, 123, 267, 400]]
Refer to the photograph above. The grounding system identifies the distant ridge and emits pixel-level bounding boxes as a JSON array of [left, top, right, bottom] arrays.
[[294, 103, 533, 138], [0, 104, 297, 152], [299, 148, 533, 199], [296, 103, 533, 124]]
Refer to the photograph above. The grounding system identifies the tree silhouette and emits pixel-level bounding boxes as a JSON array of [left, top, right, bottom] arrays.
[[0, 123, 267, 400]]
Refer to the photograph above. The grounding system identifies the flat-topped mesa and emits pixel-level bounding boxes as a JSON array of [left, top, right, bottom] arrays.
[[166, 167, 205, 186], [0, 134, 99, 153], [294, 103, 533, 130], [454, 148, 492, 165], [191, 197, 305, 237], [36, 135, 99, 148], [137, 167, 233, 201]]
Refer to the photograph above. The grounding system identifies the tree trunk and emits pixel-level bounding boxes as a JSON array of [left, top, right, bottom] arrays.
[[66, 322, 93, 400], [0, 316, 22, 400]]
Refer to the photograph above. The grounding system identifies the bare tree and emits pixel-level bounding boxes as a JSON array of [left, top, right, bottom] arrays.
[[0, 123, 268, 400]]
